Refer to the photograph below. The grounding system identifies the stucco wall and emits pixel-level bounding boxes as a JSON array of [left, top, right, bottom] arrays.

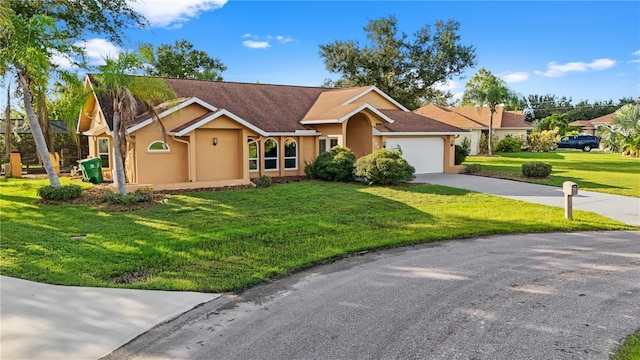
[[346, 113, 373, 158], [352, 92, 400, 110], [133, 133, 189, 185], [195, 128, 242, 181]]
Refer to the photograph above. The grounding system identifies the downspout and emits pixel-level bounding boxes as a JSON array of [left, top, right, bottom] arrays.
[[171, 136, 192, 182]]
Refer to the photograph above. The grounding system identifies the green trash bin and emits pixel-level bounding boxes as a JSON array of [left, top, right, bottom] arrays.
[[79, 157, 104, 184]]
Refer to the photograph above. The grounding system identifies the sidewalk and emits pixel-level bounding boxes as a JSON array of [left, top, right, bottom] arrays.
[[0, 276, 219, 360], [412, 173, 640, 226]]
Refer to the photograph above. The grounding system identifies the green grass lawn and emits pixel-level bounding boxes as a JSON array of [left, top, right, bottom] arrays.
[[464, 151, 640, 197], [613, 330, 640, 360], [0, 177, 634, 292]]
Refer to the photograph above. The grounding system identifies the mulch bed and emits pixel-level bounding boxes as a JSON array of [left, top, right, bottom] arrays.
[[36, 175, 309, 212]]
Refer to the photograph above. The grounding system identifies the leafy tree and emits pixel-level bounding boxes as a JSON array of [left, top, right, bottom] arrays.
[[521, 94, 573, 122], [140, 39, 227, 80], [0, 14, 71, 186], [2, 0, 146, 186], [462, 68, 516, 156], [6, 0, 145, 45], [319, 15, 476, 110], [94, 52, 176, 194], [534, 113, 579, 136]]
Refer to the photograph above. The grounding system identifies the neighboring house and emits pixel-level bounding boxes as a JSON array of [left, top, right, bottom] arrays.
[[413, 105, 531, 155], [77, 77, 467, 191], [569, 113, 615, 135]]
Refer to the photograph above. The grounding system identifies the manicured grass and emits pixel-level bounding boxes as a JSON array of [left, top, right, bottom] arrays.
[[613, 330, 640, 360], [464, 151, 640, 197], [0, 177, 634, 292]]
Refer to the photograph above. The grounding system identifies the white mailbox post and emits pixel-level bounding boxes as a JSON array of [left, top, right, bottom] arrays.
[[563, 181, 578, 220]]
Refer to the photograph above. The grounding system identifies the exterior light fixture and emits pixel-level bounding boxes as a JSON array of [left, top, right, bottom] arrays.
[[213, 137, 218, 146]]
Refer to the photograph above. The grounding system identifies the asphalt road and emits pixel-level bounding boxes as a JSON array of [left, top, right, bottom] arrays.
[[104, 231, 640, 360]]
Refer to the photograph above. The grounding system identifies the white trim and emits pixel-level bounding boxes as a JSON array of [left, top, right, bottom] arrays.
[[263, 138, 279, 171], [97, 137, 111, 169], [147, 141, 171, 152], [127, 97, 218, 134], [300, 119, 341, 125], [266, 131, 320, 136], [342, 86, 410, 112], [300, 104, 395, 125], [248, 137, 259, 172], [283, 137, 298, 170], [373, 129, 468, 136], [173, 109, 268, 137]]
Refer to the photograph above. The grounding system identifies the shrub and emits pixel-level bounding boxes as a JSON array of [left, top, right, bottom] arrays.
[[455, 144, 469, 165], [479, 133, 499, 154], [305, 146, 355, 182], [496, 135, 523, 153], [527, 129, 559, 152], [252, 175, 272, 188], [101, 187, 154, 204], [522, 162, 552, 178], [463, 164, 481, 174], [37, 184, 83, 201], [355, 148, 415, 186], [460, 137, 472, 154]]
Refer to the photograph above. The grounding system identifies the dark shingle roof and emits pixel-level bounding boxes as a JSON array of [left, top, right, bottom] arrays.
[[377, 110, 466, 133], [163, 79, 329, 132]]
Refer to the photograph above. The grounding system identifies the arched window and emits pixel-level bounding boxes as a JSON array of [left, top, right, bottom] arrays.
[[147, 141, 170, 152], [284, 138, 297, 169], [263, 138, 278, 171], [248, 137, 259, 171]]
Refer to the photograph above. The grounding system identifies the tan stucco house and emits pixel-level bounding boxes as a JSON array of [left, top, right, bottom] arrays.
[[77, 77, 467, 190], [569, 112, 615, 135], [414, 105, 531, 155]]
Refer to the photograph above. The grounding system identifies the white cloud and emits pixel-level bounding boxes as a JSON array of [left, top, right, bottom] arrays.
[[500, 72, 529, 83], [633, 49, 640, 56], [241, 34, 293, 49], [130, 0, 227, 28], [536, 58, 617, 77], [78, 38, 123, 66], [432, 80, 459, 92], [50, 50, 75, 70], [276, 35, 293, 44], [242, 40, 271, 49]]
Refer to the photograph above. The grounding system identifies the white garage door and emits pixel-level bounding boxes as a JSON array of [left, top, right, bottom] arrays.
[[385, 137, 444, 174]]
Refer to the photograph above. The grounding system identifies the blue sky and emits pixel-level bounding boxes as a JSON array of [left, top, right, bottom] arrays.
[[51, 1, 640, 104]]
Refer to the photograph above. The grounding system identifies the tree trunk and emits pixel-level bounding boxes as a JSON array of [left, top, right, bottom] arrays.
[[18, 72, 61, 187], [112, 109, 127, 195], [4, 82, 11, 162], [488, 110, 494, 156], [37, 91, 54, 152]]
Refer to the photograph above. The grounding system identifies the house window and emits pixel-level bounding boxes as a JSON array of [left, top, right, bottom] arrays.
[[319, 137, 338, 153], [248, 137, 259, 171], [97, 137, 110, 168], [147, 141, 170, 152], [264, 138, 278, 171], [284, 138, 297, 169]]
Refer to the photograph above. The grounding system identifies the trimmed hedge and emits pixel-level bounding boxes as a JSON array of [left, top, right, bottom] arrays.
[[464, 164, 481, 174], [37, 184, 83, 201], [305, 146, 355, 182], [355, 148, 415, 186], [251, 175, 272, 188], [496, 135, 523, 153], [522, 162, 552, 178], [101, 187, 154, 205]]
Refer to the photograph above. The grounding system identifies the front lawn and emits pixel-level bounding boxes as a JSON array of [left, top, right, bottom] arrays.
[[613, 330, 640, 360], [0, 177, 633, 292], [464, 151, 640, 197]]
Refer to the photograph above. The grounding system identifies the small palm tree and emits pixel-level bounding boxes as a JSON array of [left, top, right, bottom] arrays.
[[94, 52, 175, 194], [462, 68, 516, 156], [598, 104, 640, 156]]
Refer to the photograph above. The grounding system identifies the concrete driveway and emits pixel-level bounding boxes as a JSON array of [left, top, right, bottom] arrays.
[[0, 277, 219, 360], [102, 231, 640, 360], [412, 173, 640, 226]]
